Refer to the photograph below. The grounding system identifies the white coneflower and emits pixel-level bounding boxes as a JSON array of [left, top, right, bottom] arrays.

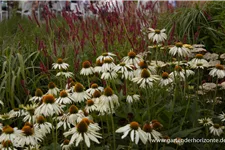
[[0, 140, 18, 150], [209, 124, 224, 136], [159, 72, 173, 87], [126, 94, 140, 103], [99, 87, 119, 114], [0, 113, 13, 121], [96, 52, 116, 63], [46, 82, 60, 96], [92, 90, 102, 111], [122, 50, 143, 68], [17, 125, 43, 147], [148, 28, 167, 43], [29, 88, 43, 103], [56, 90, 74, 105], [86, 83, 104, 96], [169, 66, 185, 81], [22, 104, 38, 123], [34, 115, 53, 135], [150, 60, 167, 68], [116, 121, 147, 144], [76, 110, 94, 124], [209, 64, 225, 79], [102, 58, 116, 72], [56, 70, 74, 79], [185, 69, 195, 77], [9, 108, 24, 118], [80, 61, 94, 76], [77, 118, 100, 132], [71, 83, 90, 103], [0, 125, 21, 143], [65, 80, 76, 93], [198, 117, 213, 126], [61, 139, 73, 150], [101, 69, 118, 80], [35, 94, 63, 117], [85, 99, 98, 113], [113, 62, 134, 80], [63, 118, 102, 148], [52, 58, 69, 70], [203, 52, 219, 60], [94, 60, 103, 73], [134, 61, 157, 77], [56, 113, 71, 130], [169, 42, 191, 58], [132, 69, 159, 88], [68, 105, 79, 126], [218, 112, 225, 122], [142, 122, 162, 143], [188, 54, 209, 69]]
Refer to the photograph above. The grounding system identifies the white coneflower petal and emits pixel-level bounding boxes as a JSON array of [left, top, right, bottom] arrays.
[[116, 121, 147, 144], [148, 28, 167, 43], [52, 58, 69, 70]]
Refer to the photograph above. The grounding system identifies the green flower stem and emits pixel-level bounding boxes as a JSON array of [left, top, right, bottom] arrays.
[[145, 89, 151, 121], [87, 76, 90, 88], [180, 93, 190, 130], [109, 105, 116, 150], [212, 78, 219, 111], [128, 140, 133, 150], [169, 75, 178, 128]]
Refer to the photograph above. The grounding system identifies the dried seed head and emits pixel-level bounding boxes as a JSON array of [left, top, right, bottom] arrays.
[[104, 87, 113, 96], [130, 121, 139, 130], [74, 83, 84, 93], [43, 94, 55, 104], [141, 69, 150, 78], [82, 61, 91, 68], [35, 88, 43, 97]]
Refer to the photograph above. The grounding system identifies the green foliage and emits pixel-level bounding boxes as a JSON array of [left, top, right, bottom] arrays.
[[159, 2, 225, 53]]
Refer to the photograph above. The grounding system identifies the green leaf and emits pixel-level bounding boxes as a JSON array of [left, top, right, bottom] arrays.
[[171, 127, 202, 138]]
